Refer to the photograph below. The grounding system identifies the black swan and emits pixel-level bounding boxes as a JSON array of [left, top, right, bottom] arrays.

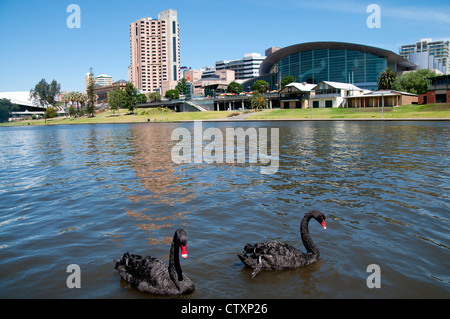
[[238, 210, 326, 278], [114, 229, 195, 295]]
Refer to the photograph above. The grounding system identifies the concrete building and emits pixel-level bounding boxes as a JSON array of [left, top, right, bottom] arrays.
[[185, 69, 235, 96], [400, 38, 449, 74], [184, 67, 235, 96], [130, 9, 180, 94], [216, 53, 265, 80], [265, 47, 280, 56], [407, 52, 445, 74]]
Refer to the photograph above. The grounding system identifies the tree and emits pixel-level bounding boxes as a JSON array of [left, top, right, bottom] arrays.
[[165, 89, 179, 100], [393, 69, 436, 94], [124, 82, 138, 112], [0, 98, 18, 122], [68, 105, 76, 118], [377, 68, 397, 90], [30, 78, 61, 109], [48, 80, 61, 106], [78, 94, 86, 109], [108, 89, 127, 116], [148, 92, 162, 102], [250, 93, 268, 110], [136, 93, 147, 104], [280, 76, 296, 90], [86, 69, 96, 117], [67, 91, 85, 112], [227, 81, 243, 94], [253, 80, 270, 93], [66, 92, 76, 112], [45, 107, 58, 118], [175, 78, 187, 95], [62, 94, 70, 111]]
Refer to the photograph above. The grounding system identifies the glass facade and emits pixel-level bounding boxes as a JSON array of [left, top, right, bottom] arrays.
[[278, 49, 387, 90]]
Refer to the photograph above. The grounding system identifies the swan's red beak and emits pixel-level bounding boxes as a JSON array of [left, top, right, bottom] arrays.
[[321, 220, 327, 230], [180, 244, 188, 259]]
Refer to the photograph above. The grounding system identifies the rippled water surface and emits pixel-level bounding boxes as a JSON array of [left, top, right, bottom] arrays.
[[0, 121, 449, 299]]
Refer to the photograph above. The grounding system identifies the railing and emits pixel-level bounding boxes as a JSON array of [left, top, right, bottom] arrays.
[[313, 93, 341, 98]]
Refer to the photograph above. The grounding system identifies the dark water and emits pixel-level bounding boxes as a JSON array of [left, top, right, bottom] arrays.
[[0, 121, 448, 299]]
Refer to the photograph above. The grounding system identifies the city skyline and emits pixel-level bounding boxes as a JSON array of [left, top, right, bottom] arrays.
[[0, 0, 449, 93]]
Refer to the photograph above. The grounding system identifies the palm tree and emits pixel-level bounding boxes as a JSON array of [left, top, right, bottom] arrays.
[[74, 92, 83, 111], [377, 68, 397, 90], [67, 92, 76, 112], [78, 94, 86, 109], [62, 94, 71, 116], [250, 93, 268, 110]]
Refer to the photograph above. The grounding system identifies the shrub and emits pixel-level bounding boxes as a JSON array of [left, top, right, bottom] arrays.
[[45, 107, 58, 118]]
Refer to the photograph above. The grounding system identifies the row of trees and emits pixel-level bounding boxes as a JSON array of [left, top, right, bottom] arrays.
[[377, 68, 436, 94], [227, 76, 296, 95], [29, 69, 97, 119]]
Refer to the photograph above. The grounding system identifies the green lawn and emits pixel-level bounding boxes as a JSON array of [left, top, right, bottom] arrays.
[[246, 103, 450, 120], [2, 104, 449, 127], [2, 108, 234, 126]]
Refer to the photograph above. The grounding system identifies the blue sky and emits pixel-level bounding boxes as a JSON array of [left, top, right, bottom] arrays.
[[0, 0, 449, 93]]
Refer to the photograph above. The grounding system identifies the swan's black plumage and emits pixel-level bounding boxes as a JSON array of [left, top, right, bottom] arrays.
[[238, 210, 326, 277], [114, 229, 195, 295]]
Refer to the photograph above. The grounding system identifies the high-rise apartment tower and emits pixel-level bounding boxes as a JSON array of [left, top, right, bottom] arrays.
[[400, 38, 449, 74], [130, 9, 180, 93]]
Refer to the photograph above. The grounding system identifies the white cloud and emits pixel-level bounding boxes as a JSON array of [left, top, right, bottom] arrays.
[[245, 0, 450, 24]]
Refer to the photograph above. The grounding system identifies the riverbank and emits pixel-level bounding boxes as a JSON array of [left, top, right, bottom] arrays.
[[2, 103, 449, 126]]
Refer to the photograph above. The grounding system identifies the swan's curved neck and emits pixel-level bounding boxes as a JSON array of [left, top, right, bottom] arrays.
[[169, 237, 183, 283], [301, 214, 320, 257]]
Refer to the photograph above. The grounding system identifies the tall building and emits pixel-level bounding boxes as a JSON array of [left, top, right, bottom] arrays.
[[216, 53, 265, 80], [130, 9, 180, 94], [400, 38, 449, 74]]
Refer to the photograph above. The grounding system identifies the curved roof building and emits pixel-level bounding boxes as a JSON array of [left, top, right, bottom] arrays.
[[249, 41, 417, 91]]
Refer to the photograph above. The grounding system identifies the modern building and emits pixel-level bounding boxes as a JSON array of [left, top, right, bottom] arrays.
[[185, 69, 235, 96], [216, 53, 265, 80], [248, 41, 417, 92], [0, 91, 68, 119], [400, 38, 449, 74], [406, 52, 445, 74], [418, 74, 450, 104], [130, 9, 180, 94], [94, 74, 114, 87]]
